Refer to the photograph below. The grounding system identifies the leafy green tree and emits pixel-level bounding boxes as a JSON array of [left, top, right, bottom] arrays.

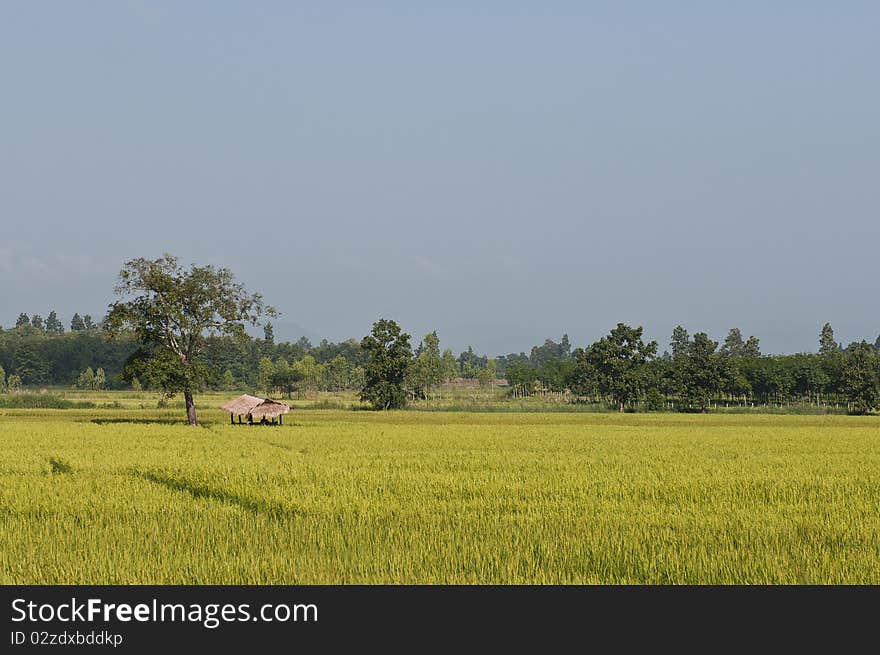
[[75, 367, 105, 391], [722, 364, 752, 401], [293, 354, 322, 393], [407, 355, 428, 399], [360, 318, 412, 410], [744, 357, 794, 404], [270, 358, 300, 397], [669, 326, 689, 358], [0, 364, 6, 392], [421, 332, 443, 386], [45, 310, 64, 333], [76, 367, 96, 390], [645, 387, 665, 411], [7, 374, 22, 392], [30, 314, 44, 331], [560, 334, 571, 359], [583, 323, 657, 412], [461, 360, 474, 379], [568, 349, 597, 398], [506, 362, 539, 396], [743, 335, 761, 358], [106, 254, 274, 425], [441, 348, 458, 383], [349, 366, 366, 391], [408, 331, 444, 398], [817, 323, 844, 396], [325, 355, 349, 391], [83, 315, 96, 331], [841, 341, 878, 414], [678, 333, 725, 412], [477, 358, 497, 387], [819, 323, 838, 355], [529, 336, 571, 366], [70, 313, 86, 331], [791, 354, 829, 402], [15, 313, 30, 329], [721, 328, 745, 357], [263, 322, 275, 344], [221, 369, 237, 391], [645, 357, 675, 400], [13, 343, 48, 385], [257, 356, 275, 394], [458, 346, 486, 378], [534, 359, 574, 392], [720, 328, 760, 358]]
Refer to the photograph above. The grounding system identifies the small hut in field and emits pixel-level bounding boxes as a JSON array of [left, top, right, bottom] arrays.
[[220, 394, 290, 425]]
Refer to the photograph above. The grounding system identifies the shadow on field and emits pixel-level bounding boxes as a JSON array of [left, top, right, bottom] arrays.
[[132, 469, 289, 518], [49, 457, 73, 475], [260, 440, 294, 451], [90, 418, 213, 427]]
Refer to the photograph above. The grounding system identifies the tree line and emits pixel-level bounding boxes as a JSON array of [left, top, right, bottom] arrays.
[[3, 253, 880, 421], [502, 322, 880, 415], [3, 306, 879, 415]]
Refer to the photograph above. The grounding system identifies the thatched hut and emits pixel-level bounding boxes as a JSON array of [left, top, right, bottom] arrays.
[[220, 394, 290, 425]]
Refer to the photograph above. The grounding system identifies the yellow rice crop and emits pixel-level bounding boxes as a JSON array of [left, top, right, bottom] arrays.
[[1, 406, 878, 583]]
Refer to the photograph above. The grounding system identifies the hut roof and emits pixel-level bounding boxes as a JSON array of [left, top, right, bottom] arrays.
[[220, 394, 290, 418]]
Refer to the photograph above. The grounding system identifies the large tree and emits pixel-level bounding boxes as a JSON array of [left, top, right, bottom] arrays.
[[70, 313, 86, 331], [408, 331, 443, 398], [720, 328, 745, 357], [13, 343, 48, 385], [669, 325, 689, 359], [45, 310, 64, 334], [841, 341, 878, 415], [819, 323, 838, 355], [678, 332, 726, 412], [583, 323, 657, 412], [106, 254, 274, 425], [360, 318, 412, 410]]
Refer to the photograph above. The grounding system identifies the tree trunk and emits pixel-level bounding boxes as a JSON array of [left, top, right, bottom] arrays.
[[619, 400, 624, 413], [184, 389, 198, 426]]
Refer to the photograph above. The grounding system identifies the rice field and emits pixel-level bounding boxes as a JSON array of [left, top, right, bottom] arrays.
[[1, 402, 879, 584]]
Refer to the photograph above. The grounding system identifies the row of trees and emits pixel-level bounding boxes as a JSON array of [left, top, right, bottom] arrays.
[[358, 323, 503, 409], [75, 367, 107, 391], [254, 355, 365, 397], [502, 323, 880, 414], [11, 311, 99, 334], [0, 319, 492, 393], [5, 254, 880, 422], [5, 306, 879, 415], [0, 331, 137, 388]]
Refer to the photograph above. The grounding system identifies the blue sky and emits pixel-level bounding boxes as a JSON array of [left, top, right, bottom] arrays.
[[1, 3, 878, 354]]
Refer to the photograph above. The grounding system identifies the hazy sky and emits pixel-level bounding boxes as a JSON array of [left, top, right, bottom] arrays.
[[2, 3, 878, 355]]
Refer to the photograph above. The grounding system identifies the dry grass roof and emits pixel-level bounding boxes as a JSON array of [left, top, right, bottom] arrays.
[[219, 394, 290, 418]]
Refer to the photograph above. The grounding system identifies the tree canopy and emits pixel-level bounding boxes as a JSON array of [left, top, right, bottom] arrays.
[[360, 319, 412, 410], [576, 323, 657, 412], [105, 254, 274, 424]]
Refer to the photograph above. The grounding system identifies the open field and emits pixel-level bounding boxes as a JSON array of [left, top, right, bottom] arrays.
[[1, 401, 879, 584]]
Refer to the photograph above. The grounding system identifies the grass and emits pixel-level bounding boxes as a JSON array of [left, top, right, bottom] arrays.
[[0, 401, 879, 584]]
